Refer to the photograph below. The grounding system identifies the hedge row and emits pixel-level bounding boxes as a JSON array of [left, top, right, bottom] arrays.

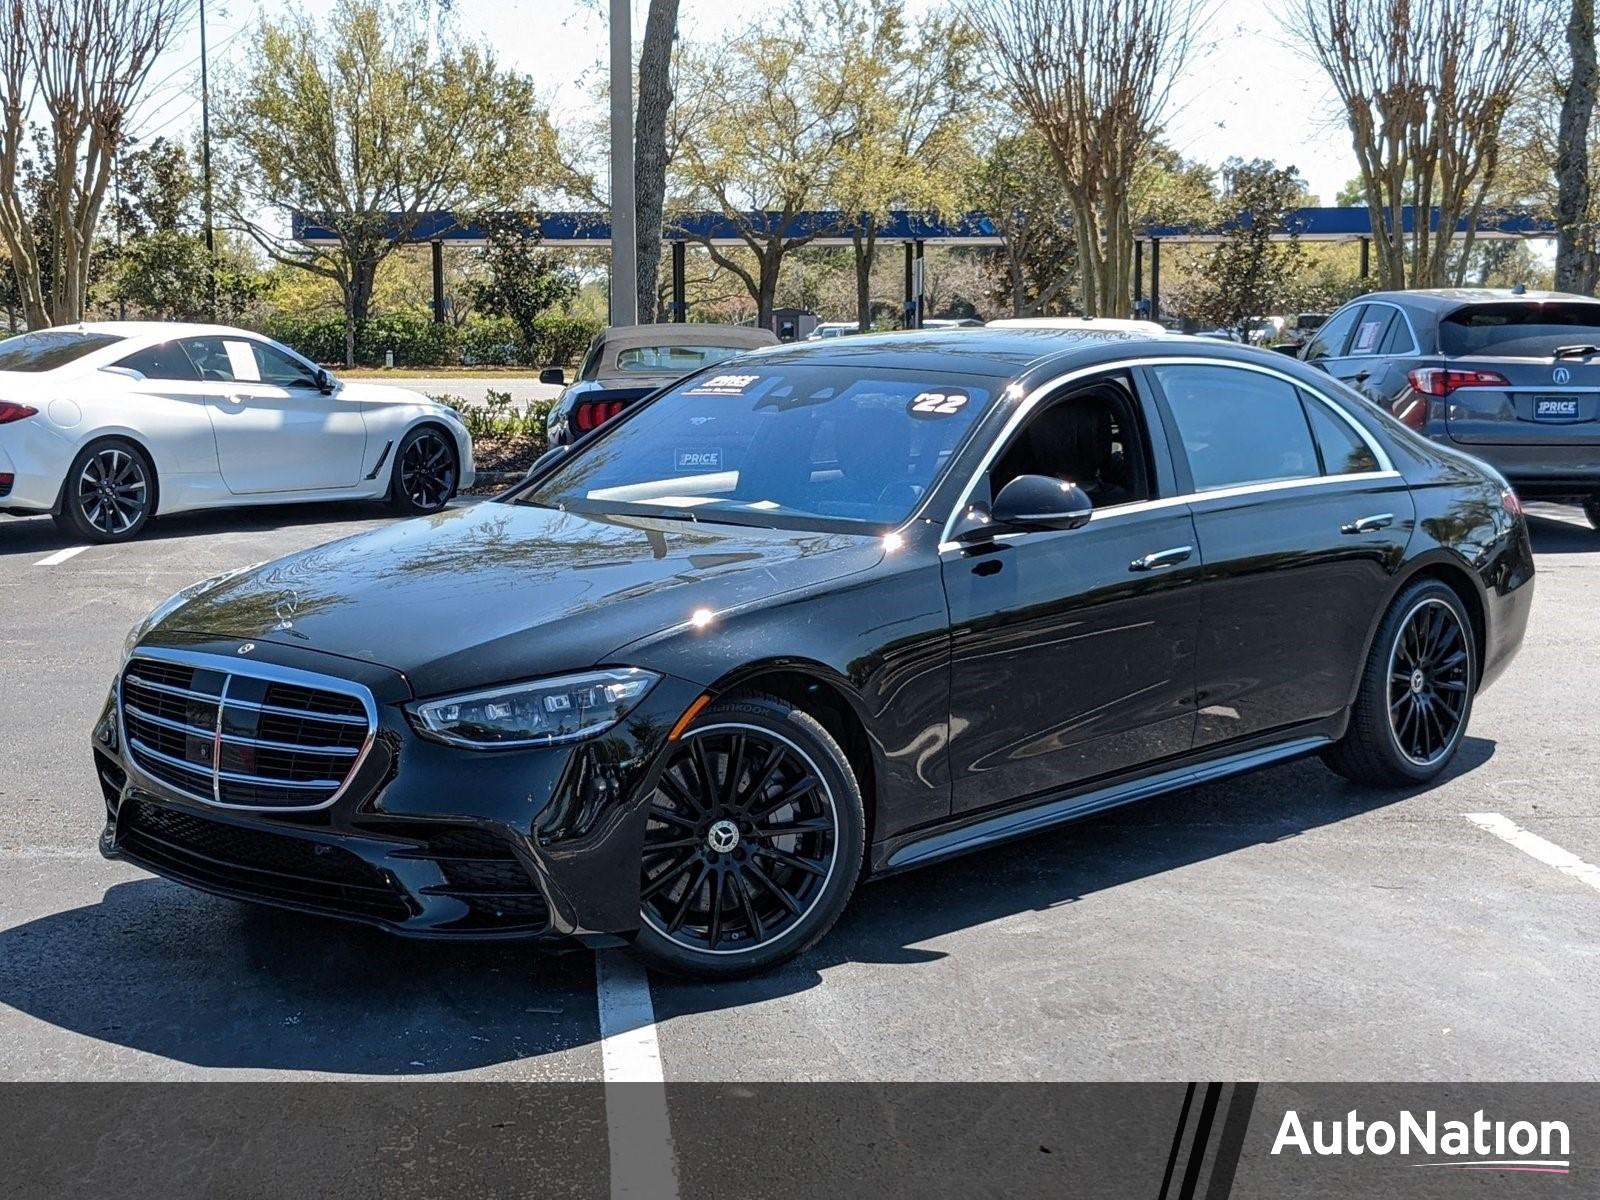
[[258, 312, 601, 368]]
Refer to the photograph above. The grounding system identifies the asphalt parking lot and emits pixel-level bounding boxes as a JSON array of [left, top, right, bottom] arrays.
[[2, 499, 1599, 1083]]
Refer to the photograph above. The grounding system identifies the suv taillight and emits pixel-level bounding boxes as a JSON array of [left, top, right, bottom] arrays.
[[1406, 367, 1510, 397], [573, 399, 627, 433], [0, 402, 38, 425]]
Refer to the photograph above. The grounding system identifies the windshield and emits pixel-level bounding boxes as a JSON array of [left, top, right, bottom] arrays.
[[613, 345, 750, 374], [1441, 302, 1600, 357], [524, 362, 1003, 530], [0, 331, 123, 372]]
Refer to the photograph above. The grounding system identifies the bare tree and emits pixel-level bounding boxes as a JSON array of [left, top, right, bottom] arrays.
[[633, 0, 680, 321], [1556, 0, 1598, 291], [0, 0, 194, 327], [973, 0, 1200, 317], [1287, 0, 1542, 288]]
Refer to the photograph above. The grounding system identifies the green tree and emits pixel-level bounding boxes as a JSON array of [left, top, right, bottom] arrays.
[[969, 128, 1079, 316], [215, 0, 559, 365], [821, 0, 980, 330], [671, 22, 852, 327], [1187, 159, 1311, 338], [471, 221, 579, 346]]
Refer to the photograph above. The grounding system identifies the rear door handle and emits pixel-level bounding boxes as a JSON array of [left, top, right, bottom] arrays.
[[1129, 545, 1193, 572], [1341, 513, 1394, 534]]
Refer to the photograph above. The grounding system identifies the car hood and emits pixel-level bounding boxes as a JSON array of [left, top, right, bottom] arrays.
[[162, 501, 886, 696]]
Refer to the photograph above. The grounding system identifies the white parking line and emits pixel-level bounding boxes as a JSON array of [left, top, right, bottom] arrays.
[[1465, 813, 1600, 895], [595, 950, 679, 1199], [34, 545, 89, 567]]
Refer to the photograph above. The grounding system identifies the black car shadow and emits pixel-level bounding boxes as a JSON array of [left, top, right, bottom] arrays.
[[1523, 508, 1599, 555], [0, 499, 480, 561], [0, 742, 1492, 1076]]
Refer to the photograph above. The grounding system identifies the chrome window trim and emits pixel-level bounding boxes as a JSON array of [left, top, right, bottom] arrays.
[[118, 645, 378, 812], [936, 355, 1397, 548], [1340, 300, 1421, 359]]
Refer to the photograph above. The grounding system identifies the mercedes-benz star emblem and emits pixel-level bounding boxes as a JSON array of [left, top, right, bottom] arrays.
[[237, 643, 255, 655], [706, 819, 740, 854]]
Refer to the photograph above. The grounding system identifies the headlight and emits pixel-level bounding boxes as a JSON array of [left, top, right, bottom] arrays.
[[122, 562, 263, 662], [407, 668, 660, 749]]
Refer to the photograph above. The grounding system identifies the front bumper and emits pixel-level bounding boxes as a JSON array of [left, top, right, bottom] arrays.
[[93, 634, 702, 944]]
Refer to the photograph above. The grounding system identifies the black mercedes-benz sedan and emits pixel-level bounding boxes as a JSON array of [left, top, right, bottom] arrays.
[[93, 329, 1534, 977]]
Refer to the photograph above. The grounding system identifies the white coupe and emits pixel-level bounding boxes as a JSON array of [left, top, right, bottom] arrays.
[[0, 322, 474, 542]]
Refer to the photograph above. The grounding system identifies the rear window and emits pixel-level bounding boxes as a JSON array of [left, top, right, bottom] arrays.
[[1440, 302, 1600, 357], [0, 331, 123, 372]]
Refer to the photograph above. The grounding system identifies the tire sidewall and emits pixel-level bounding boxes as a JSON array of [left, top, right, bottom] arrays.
[[628, 696, 866, 979], [390, 425, 458, 515], [60, 437, 156, 543], [1374, 580, 1476, 782]]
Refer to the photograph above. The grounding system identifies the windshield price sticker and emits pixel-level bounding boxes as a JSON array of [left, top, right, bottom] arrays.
[[674, 447, 724, 472], [685, 373, 761, 396], [907, 390, 969, 418]]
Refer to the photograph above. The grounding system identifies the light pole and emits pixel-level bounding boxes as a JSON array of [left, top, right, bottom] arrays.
[[608, 0, 637, 327], [199, 0, 216, 317]]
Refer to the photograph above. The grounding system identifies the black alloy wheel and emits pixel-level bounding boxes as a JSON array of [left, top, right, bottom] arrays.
[[391, 427, 458, 514], [630, 696, 864, 977], [1385, 597, 1472, 767], [1323, 579, 1476, 786], [56, 440, 155, 542]]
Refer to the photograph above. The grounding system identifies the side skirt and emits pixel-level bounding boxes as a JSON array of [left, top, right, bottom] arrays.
[[876, 734, 1334, 875]]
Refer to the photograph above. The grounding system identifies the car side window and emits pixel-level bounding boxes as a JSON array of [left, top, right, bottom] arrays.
[[252, 342, 322, 389], [988, 376, 1153, 510], [179, 337, 243, 383], [1348, 307, 1394, 356], [1377, 309, 1414, 355], [115, 342, 200, 382], [1153, 364, 1319, 492], [1304, 305, 1362, 361], [1301, 392, 1380, 475]]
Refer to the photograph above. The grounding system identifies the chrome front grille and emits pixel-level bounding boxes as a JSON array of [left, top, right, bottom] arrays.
[[119, 648, 377, 811]]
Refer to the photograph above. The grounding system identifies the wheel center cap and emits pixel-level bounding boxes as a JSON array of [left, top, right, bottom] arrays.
[[1410, 668, 1426, 695], [706, 819, 740, 854]]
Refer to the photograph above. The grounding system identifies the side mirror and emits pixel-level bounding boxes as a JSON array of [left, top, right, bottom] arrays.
[[316, 367, 336, 394], [991, 474, 1094, 532], [950, 475, 1094, 543], [525, 444, 569, 478], [539, 367, 566, 386]]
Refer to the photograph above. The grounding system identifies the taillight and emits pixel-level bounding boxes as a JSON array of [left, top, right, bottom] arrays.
[[1406, 367, 1510, 397], [0, 472, 13, 496], [1502, 487, 1522, 517], [573, 399, 627, 433], [0, 402, 38, 424]]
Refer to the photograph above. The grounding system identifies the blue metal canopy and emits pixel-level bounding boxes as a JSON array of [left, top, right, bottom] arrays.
[[291, 206, 1554, 249]]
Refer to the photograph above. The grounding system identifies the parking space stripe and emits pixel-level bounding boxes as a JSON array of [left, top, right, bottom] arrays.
[[34, 545, 89, 566], [596, 950, 679, 1198], [1465, 813, 1600, 895]]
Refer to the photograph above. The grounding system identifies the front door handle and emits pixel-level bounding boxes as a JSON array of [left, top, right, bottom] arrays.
[[1350, 370, 1371, 384], [1341, 512, 1394, 535], [1129, 545, 1193, 572]]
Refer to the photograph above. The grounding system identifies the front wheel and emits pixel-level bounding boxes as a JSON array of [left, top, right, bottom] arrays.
[[389, 426, 458, 515], [628, 696, 865, 979], [55, 439, 156, 543], [1323, 579, 1476, 787]]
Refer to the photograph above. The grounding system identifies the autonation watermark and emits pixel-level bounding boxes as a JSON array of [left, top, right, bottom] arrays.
[[1272, 1108, 1571, 1174]]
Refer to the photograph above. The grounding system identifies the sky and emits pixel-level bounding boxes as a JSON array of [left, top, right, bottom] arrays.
[[134, 0, 1361, 210]]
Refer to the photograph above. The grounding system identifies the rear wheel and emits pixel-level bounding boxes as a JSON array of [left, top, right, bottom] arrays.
[[1323, 579, 1475, 786], [628, 696, 865, 978], [1583, 495, 1600, 531], [389, 425, 458, 515], [54, 438, 156, 543]]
